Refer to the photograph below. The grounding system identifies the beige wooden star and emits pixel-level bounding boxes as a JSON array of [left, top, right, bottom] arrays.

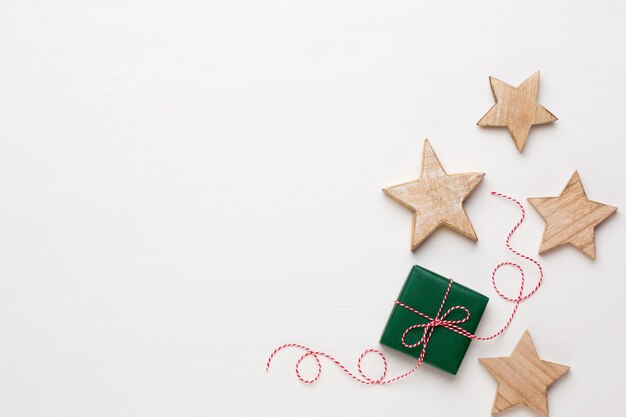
[[477, 71, 557, 152], [383, 139, 484, 251], [528, 171, 617, 260], [480, 330, 569, 417]]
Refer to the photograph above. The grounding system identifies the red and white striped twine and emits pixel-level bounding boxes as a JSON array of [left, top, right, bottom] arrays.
[[266, 192, 543, 385]]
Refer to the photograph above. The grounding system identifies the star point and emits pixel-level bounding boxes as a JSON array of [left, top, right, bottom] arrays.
[[477, 71, 557, 152], [528, 171, 617, 259], [383, 139, 484, 251], [480, 330, 569, 417]]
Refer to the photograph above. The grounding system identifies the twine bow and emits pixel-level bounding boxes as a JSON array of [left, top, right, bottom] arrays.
[[394, 280, 470, 353]]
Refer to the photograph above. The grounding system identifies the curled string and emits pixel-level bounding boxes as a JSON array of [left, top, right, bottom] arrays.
[[266, 193, 543, 385]]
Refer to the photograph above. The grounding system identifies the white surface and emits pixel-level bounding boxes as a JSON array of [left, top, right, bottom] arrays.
[[0, 1, 625, 416]]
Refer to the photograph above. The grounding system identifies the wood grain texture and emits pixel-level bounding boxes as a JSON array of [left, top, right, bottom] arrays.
[[477, 71, 557, 152], [480, 330, 569, 417], [383, 139, 484, 251], [528, 171, 617, 260]]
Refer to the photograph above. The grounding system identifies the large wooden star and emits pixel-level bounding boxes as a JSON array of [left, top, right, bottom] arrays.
[[477, 71, 557, 152], [383, 139, 484, 251], [528, 171, 617, 260], [480, 330, 569, 417]]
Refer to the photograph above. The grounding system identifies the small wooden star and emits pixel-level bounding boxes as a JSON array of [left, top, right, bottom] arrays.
[[528, 171, 617, 260], [383, 139, 484, 251], [477, 71, 557, 152], [480, 330, 569, 417]]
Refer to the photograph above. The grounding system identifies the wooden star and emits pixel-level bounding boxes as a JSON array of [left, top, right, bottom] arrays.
[[383, 139, 484, 251], [477, 71, 557, 152], [480, 330, 569, 417], [528, 171, 617, 260]]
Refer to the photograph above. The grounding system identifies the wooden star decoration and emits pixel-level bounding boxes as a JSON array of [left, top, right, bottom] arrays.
[[480, 330, 569, 417], [477, 71, 557, 152], [528, 171, 617, 260], [383, 139, 484, 251]]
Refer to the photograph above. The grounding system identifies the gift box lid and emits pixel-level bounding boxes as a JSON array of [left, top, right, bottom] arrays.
[[380, 265, 489, 375]]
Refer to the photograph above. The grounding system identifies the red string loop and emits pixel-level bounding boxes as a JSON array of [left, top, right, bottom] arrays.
[[266, 193, 543, 385]]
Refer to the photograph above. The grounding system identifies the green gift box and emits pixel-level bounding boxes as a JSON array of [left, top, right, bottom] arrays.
[[380, 265, 489, 375]]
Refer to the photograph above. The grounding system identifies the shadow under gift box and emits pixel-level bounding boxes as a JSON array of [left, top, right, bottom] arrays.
[[380, 265, 489, 375]]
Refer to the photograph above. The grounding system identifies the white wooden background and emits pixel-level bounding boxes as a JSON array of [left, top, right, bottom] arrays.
[[1, 1, 625, 416]]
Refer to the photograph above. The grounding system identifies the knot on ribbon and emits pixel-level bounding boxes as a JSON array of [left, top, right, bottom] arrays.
[[395, 280, 471, 350]]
